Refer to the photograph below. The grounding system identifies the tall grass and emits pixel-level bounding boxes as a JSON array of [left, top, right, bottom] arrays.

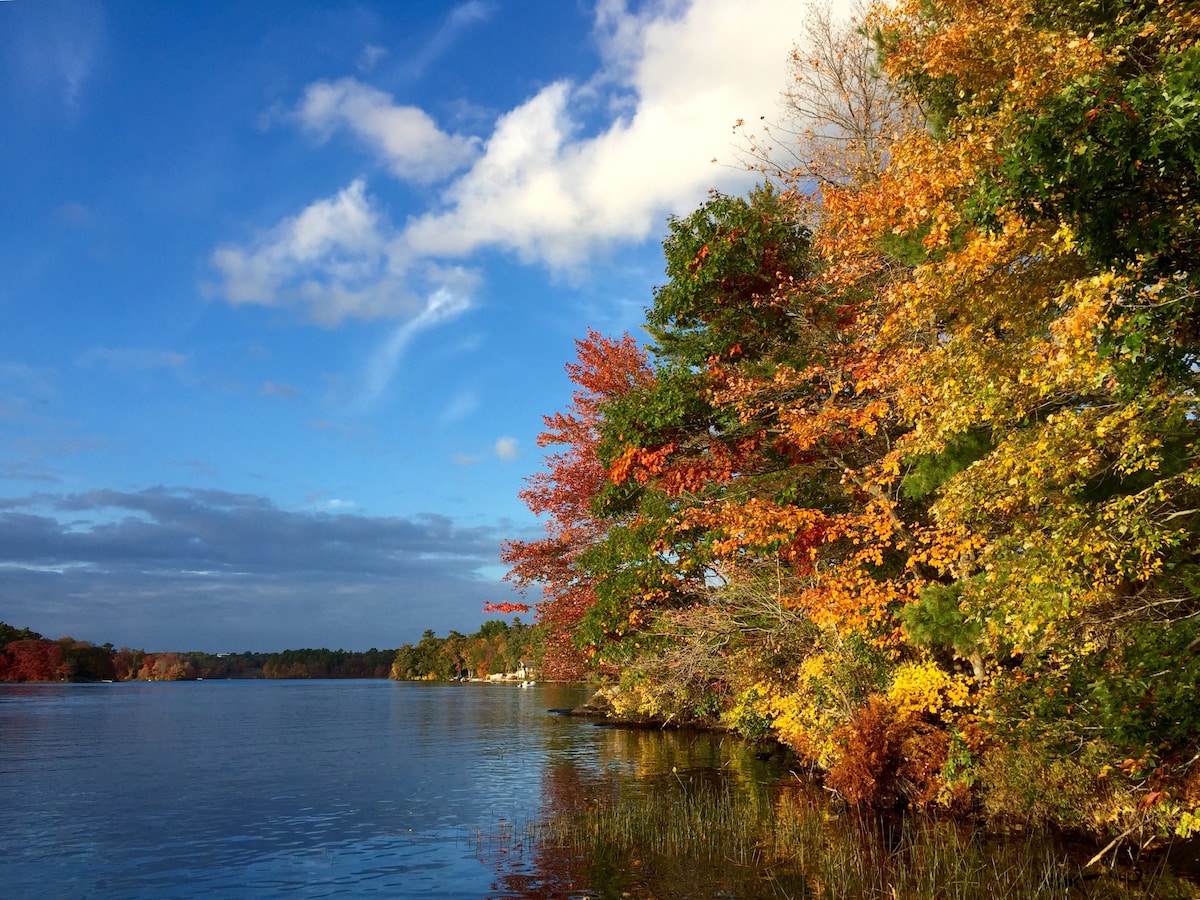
[[526, 775, 1198, 899]]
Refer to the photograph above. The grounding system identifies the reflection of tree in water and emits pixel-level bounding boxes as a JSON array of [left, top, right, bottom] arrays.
[[476, 725, 1200, 899], [482, 726, 804, 899]]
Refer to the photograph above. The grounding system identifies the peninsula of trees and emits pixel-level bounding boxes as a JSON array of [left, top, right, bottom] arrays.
[[498, 0, 1200, 845]]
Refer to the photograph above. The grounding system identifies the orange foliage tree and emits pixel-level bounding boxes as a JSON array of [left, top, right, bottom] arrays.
[[500, 330, 654, 679], [501, 0, 1200, 840]]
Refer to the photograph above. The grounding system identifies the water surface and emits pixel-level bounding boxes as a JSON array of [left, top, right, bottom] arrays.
[[0, 680, 776, 897], [5, 680, 1196, 899]]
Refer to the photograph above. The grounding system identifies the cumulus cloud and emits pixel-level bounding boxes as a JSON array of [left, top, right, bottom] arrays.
[[210, 179, 412, 325], [494, 436, 519, 461], [212, 0, 837, 326], [401, 0, 831, 268], [294, 78, 480, 182], [0, 488, 522, 650]]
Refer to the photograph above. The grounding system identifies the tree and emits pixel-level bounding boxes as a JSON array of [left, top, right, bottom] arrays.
[[60, 639, 117, 682], [0, 621, 42, 645], [1, 640, 68, 682], [739, 0, 917, 190], [846, 0, 1200, 837], [501, 330, 654, 678]]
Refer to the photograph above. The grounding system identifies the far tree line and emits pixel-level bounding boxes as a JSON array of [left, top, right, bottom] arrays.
[[389, 619, 539, 681], [0, 619, 540, 683]]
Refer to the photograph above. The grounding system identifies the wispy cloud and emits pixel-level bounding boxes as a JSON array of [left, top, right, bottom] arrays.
[[166, 458, 216, 478], [55, 201, 94, 228], [438, 390, 479, 426], [360, 280, 476, 408], [0, 362, 58, 414], [7, 0, 106, 114], [357, 44, 388, 73], [494, 436, 519, 461], [399, 1, 495, 80], [76, 348, 188, 372], [0, 461, 62, 485], [259, 380, 300, 400]]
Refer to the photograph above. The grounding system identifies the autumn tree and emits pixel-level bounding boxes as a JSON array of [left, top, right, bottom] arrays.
[[500, 330, 653, 678], [1, 639, 69, 682], [497, 0, 1200, 839], [739, 0, 916, 192], [844, 0, 1200, 836]]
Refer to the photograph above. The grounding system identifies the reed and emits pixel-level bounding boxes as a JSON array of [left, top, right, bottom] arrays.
[[529, 776, 1198, 899]]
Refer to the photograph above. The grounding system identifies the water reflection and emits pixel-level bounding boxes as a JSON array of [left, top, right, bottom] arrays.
[[3, 681, 1197, 899], [481, 723, 1200, 900]]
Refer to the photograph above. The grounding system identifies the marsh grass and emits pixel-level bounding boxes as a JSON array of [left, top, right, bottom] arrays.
[[525, 774, 1200, 899]]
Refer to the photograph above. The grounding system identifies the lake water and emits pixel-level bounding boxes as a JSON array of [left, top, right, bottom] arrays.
[[5, 680, 1198, 899], [0, 680, 786, 898]]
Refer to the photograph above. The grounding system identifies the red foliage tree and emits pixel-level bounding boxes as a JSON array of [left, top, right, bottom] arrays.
[[1, 639, 68, 682], [500, 330, 653, 679]]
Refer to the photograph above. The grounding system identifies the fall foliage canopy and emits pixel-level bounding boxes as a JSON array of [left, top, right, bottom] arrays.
[[501, 0, 1200, 842]]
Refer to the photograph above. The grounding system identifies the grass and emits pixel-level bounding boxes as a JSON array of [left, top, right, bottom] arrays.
[[509, 774, 1200, 899]]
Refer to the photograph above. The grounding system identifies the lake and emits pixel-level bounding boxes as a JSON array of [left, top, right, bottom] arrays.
[[0, 680, 786, 897], [3, 680, 1198, 899]]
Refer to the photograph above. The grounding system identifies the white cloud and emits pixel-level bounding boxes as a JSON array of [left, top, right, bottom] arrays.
[[210, 0, 850, 341], [259, 381, 299, 399], [400, 2, 495, 79], [11, 0, 106, 114], [357, 44, 388, 73], [402, 0, 837, 269], [439, 390, 479, 426], [295, 78, 480, 183], [494, 436, 519, 461], [360, 273, 479, 408], [210, 179, 412, 325]]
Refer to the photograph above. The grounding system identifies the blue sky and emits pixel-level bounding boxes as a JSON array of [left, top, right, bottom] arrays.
[[1, 0, 828, 652]]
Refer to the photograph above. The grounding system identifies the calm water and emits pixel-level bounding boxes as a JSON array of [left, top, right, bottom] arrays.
[[0, 680, 782, 898]]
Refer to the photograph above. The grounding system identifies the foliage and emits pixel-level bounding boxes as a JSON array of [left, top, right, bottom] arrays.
[[0, 638, 69, 683], [501, 0, 1200, 843], [500, 331, 654, 678], [262, 647, 395, 679], [389, 620, 538, 681], [0, 619, 401, 682]]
